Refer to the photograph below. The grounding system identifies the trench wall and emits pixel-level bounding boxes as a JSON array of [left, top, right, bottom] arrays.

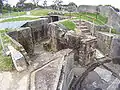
[[8, 19, 49, 56], [84, 20, 115, 55]]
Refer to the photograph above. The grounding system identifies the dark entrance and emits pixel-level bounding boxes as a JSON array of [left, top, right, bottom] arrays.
[[50, 15, 59, 22]]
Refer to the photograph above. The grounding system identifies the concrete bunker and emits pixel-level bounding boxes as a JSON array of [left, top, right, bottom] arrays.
[[6, 17, 120, 90]]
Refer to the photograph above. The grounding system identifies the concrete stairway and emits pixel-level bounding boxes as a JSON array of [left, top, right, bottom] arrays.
[[74, 20, 91, 35]]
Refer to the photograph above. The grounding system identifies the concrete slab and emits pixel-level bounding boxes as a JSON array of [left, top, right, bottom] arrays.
[[95, 49, 104, 59], [8, 45, 27, 71], [30, 49, 72, 90], [94, 67, 112, 82], [107, 77, 120, 90]]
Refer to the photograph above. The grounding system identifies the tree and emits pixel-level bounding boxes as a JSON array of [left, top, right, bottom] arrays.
[[68, 2, 77, 12], [3, 3, 11, 13], [24, 3, 36, 10], [43, 0, 47, 8], [0, 0, 3, 13], [53, 0, 63, 10], [68, 2, 77, 18], [32, 0, 40, 7], [19, 0, 26, 3], [96, 6, 100, 19]]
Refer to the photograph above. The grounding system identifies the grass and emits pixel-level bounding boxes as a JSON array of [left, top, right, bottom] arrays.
[[0, 29, 13, 71], [0, 17, 39, 23], [0, 53, 13, 71], [64, 12, 108, 25], [30, 9, 56, 16], [0, 9, 55, 18], [60, 20, 76, 30]]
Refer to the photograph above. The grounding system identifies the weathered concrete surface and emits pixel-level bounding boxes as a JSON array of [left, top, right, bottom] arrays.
[[8, 27, 34, 57], [96, 31, 114, 55], [0, 71, 29, 90], [48, 22, 97, 66], [29, 49, 73, 90], [78, 5, 97, 13], [17, 27, 34, 57], [8, 45, 27, 71], [0, 44, 73, 90], [8, 19, 49, 57], [26, 19, 49, 44], [82, 20, 115, 55], [110, 36, 120, 58]]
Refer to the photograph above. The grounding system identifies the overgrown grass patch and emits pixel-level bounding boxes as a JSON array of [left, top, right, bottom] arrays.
[[30, 9, 56, 16], [60, 20, 76, 30], [0, 29, 13, 71], [111, 29, 120, 34], [0, 54, 13, 71], [0, 17, 39, 23]]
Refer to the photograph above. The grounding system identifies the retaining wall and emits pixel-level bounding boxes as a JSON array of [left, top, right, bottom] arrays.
[[84, 20, 115, 55]]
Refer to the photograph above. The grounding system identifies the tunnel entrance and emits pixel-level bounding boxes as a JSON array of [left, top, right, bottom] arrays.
[[50, 15, 59, 22]]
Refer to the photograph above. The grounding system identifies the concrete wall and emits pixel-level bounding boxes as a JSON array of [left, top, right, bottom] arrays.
[[78, 5, 97, 13], [96, 31, 114, 55], [25, 19, 49, 44], [110, 36, 120, 57], [106, 7, 120, 32], [84, 20, 114, 55], [8, 19, 49, 56], [8, 27, 34, 57], [78, 5, 120, 32], [61, 52, 74, 90], [85, 20, 110, 34]]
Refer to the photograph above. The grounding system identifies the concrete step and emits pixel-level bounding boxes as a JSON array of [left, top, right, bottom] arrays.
[[76, 23, 80, 26], [84, 32, 91, 35], [79, 26, 88, 29], [80, 21, 86, 25], [81, 29, 90, 33]]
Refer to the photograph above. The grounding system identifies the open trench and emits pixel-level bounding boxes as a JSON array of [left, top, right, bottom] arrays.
[[7, 17, 120, 90]]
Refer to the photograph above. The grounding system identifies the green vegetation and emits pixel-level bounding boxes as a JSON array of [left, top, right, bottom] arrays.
[[64, 12, 108, 25], [0, 9, 55, 18], [111, 29, 120, 34], [0, 52, 13, 71], [0, 29, 13, 71], [60, 20, 76, 30], [30, 9, 56, 16], [0, 17, 39, 23]]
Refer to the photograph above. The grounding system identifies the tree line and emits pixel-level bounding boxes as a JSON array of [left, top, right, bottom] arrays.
[[0, 0, 78, 14]]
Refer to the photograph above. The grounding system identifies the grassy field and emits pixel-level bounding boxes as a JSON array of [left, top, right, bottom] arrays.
[[64, 12, 108, 25], [0, 17, 40, 23], [0, 9, 56, 22], [60, 20, 76, 30], [0, 30, 13, 71], [0, 9, 55, 18], [30, 9, 56, 16]]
